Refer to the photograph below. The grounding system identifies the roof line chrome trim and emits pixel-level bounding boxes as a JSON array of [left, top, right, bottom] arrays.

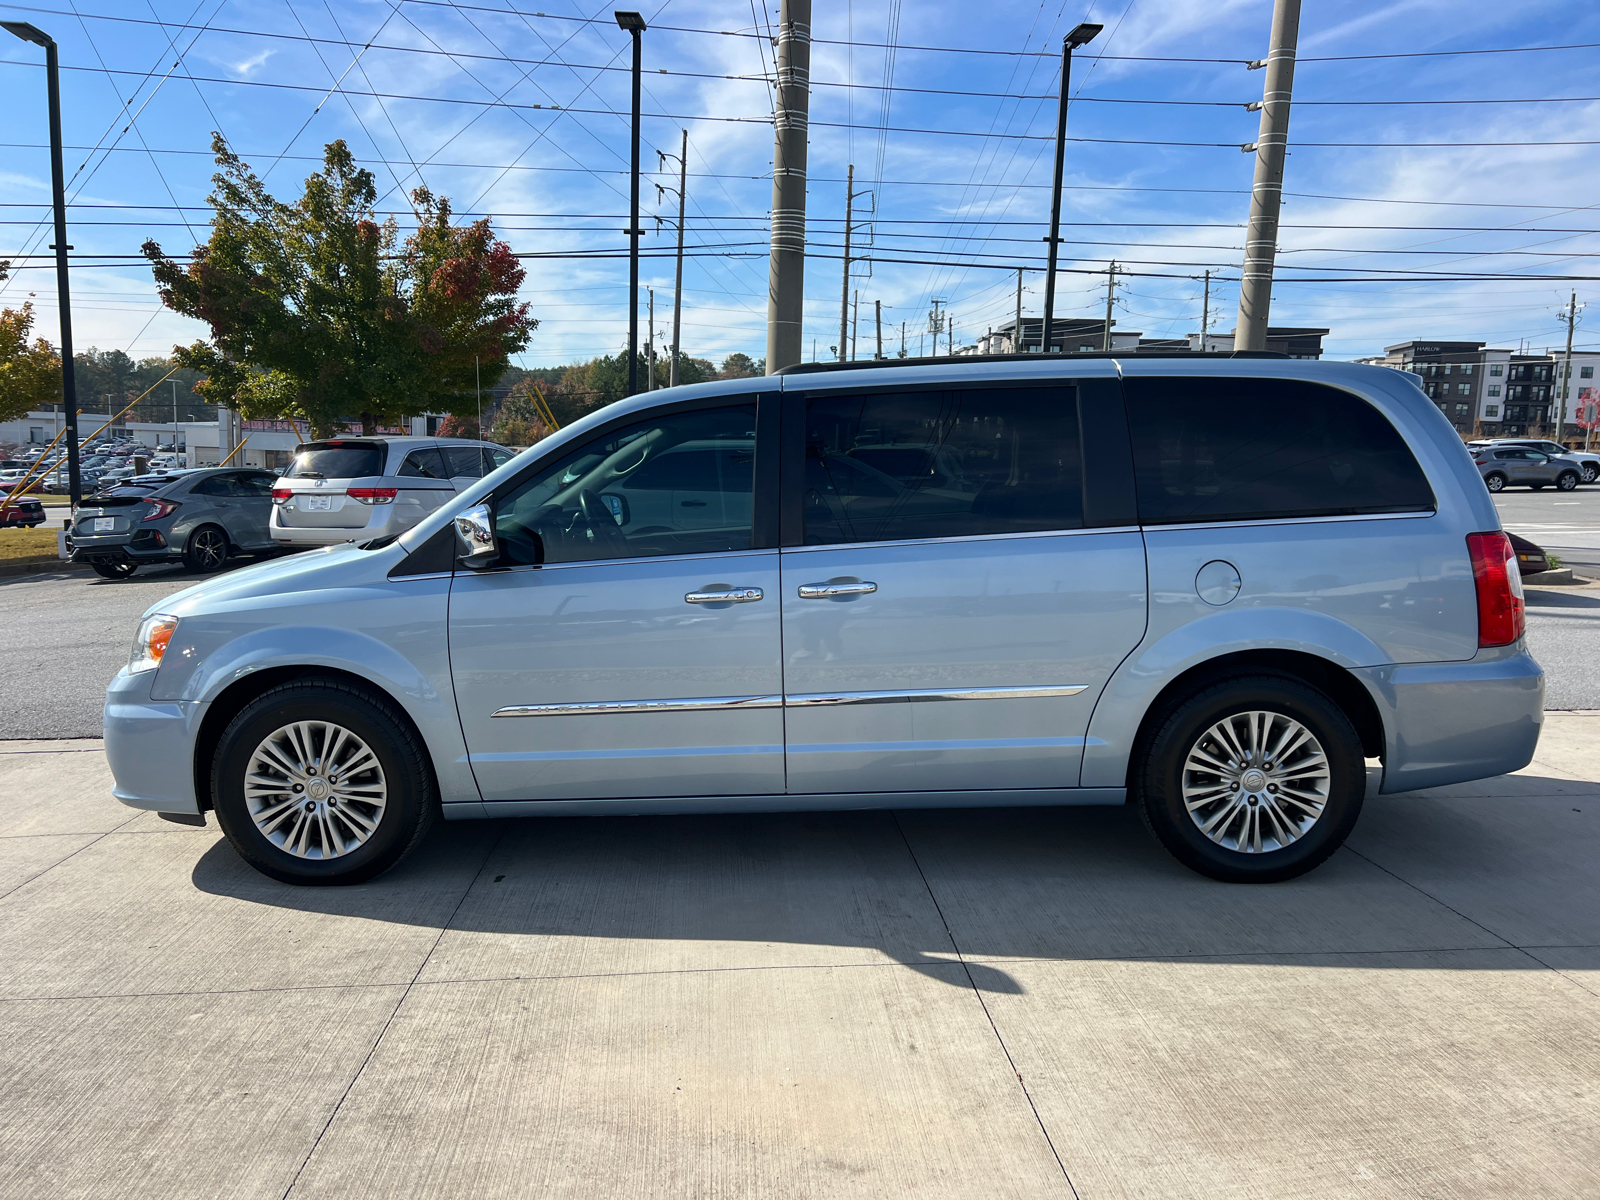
[[493, 694, 783, 718], [785, 684, 1087, 707]]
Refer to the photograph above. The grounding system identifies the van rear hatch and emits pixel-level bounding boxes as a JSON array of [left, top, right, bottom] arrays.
[[273, 439, 389, 529]]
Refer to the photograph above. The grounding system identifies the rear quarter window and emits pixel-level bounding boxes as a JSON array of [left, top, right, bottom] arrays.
[[1123, 376, 1436, 525]]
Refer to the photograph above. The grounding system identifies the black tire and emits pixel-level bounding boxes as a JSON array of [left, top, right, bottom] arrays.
[[92, 560, 137, 579], [1484, 472, 1507, 493], [210, 676, 437, 885], [1583, 465, 1598, 484], [1558, 471, 1580, 491], [1134, 674, 1366, 883], [183, 524, 229, 572]]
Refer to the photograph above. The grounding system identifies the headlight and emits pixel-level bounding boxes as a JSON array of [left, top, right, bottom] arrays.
[[130, 614, 179, 674]]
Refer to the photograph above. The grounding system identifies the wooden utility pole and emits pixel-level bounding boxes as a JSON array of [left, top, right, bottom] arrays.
[[1015, 268, 1024, 352], [838, 164, 854, 361], [875, 299, 883, 359], [647, 287, 656, 390], [851, 289, 859, 361], [900, 320, 906, 358], [1200, 269, 1211, 349], [1235, 0, 1301, 351], [670, 129, 687, 386], [1559, 290, 1582, 439], [765, 0, 811, 372], [1102, 262, 1118, 351]]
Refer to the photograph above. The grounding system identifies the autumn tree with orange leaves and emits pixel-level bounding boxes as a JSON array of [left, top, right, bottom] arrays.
[[144, 135, 533, 438]]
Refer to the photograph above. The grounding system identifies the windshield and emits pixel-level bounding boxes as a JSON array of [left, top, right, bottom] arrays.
[[286, 442, 385, 480]]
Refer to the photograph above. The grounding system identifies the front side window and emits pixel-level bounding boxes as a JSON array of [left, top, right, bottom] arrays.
[[802, 387, 1082, 546], [493, 405, 756, 566], [1124, 377, 1435, 524]]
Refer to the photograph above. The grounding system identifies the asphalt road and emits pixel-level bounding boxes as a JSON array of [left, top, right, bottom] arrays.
[[2, 487, 1597, 738]]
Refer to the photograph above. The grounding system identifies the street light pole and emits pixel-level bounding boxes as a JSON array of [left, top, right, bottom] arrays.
[[615, 12, 647, 397], [4, 21, 80, 507], [1039, 22, 1101, 357]]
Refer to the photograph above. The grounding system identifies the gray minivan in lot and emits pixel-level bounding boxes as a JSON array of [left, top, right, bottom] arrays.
[[104, 358, 1542, 887], [270, 436, 515, 547]]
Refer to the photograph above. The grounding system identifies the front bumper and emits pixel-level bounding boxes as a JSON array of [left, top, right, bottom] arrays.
[[104, 667, 205, 814], [1354, 646, 1544, 794]]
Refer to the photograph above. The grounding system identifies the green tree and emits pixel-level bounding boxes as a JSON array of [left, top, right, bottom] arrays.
[[718, 352, 764, 379], [144, 135, 534, 438], [0, 302, 61, 421]]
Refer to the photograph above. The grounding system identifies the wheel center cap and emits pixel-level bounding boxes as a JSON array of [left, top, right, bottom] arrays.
[[306, 778, 331, 801], [1240, 768, 1268, 793]]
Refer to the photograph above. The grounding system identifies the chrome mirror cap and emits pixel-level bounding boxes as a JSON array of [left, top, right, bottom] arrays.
[[453, 503, 498, 569]]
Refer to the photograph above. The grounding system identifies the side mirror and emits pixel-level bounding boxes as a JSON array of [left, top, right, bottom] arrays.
[[453, 502, 498, 569]]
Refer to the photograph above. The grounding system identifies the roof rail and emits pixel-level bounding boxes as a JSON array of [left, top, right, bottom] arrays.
[[775, 349, 1290, 376]]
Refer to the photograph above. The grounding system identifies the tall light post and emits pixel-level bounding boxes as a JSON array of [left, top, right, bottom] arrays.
[[4, 20, 81, 506], [615, 11, 646, 397], [1039, 22, 1101, 356]]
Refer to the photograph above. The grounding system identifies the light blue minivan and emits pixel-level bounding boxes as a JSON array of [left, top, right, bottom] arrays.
[[104, 357, 1543, 886]]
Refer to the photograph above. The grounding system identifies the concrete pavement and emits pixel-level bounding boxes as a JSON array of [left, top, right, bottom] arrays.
[[2, 719, 1598, 1198]]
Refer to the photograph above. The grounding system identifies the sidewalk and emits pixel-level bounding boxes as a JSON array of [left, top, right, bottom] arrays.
[[2, 717, 1597, 1198]]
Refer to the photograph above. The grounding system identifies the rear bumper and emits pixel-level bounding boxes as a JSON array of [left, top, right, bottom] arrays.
[[1353, 646, 1544, 794], [104, 667, 204, 814], [270, 507, 392, 545]]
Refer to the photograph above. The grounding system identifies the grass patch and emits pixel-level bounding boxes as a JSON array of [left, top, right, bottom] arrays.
[[0, 527, 64, 562]]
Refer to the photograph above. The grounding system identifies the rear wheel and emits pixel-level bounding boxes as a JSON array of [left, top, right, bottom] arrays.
[[211, 677, 436, 885], [1583, 465, 1598, 484], [1135, 675, 1366, 883], [183, 524, 228, 572], [1558, 471, 1580, 491], [92, 560, 137, 579], [1485, 472, 1507, 492]]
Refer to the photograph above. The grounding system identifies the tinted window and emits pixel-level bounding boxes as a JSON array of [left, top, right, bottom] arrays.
[[237, 472, 276, 496], [190, 473, 235, 496], [285, 443, 384, 480], [494, 405, 757, 566], [398, 448, 449, 479], [442, 445, 500, 478], [623, 445, 753, 493], [802, 388, 1082, 546], [1123, 377, 1435, 524]]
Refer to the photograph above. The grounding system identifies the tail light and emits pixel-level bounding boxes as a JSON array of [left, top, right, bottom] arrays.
[[1467, 531, 1525, 647], [142, 498, 180, 522], [347, 487, 397, 505], [271, 486, 292, 504]]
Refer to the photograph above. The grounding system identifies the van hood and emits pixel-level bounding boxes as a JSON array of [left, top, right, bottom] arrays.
[[146, 540, 402, 619]]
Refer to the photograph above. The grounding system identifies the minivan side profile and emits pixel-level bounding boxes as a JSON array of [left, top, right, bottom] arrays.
[[103, 359, 1542, 887]]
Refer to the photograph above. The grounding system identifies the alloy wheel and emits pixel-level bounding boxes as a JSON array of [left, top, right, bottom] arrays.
[[191, 527, 227, 570], [1180, 710, 1332, 854], [244, 721, 388, 859]]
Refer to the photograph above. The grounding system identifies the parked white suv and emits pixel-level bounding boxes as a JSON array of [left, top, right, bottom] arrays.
[[271, 436, 516, 547]]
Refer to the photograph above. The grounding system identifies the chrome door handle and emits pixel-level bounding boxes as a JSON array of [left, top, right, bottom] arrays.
[[685, 587, 764, 604], [797, 581, 877, 599]]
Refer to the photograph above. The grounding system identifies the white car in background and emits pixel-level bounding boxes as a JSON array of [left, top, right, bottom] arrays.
[[270, 436, 517, 547]]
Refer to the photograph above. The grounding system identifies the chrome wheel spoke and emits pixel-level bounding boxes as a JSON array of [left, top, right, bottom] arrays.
[[244, 720, 386, 860], [1181, 709, 1331, 854]]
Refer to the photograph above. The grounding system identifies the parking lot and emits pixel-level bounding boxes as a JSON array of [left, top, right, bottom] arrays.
[[2, 484, 1599, 1197]]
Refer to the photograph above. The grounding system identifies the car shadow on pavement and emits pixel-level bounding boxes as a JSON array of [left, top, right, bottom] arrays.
[[186, 775, 1600, 990], [1524, 588, 1600, 609]]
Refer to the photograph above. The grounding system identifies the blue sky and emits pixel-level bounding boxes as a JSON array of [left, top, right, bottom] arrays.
[[2, 0, 1598, 373]]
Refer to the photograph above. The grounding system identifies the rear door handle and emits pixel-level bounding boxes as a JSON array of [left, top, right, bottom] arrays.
[[685, 587, 764, 604], [680, 499, 707, 508], [797, 581, 877, 599]]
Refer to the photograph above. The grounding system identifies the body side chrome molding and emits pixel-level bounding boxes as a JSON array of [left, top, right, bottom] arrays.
[[493, 694, 783, 718], [785, 684, 1087, 706], [495, 684, 1088, 718]]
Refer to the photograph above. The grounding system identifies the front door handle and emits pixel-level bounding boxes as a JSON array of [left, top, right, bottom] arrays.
[[797, 581, 877, 599], [685, 586, 764, 604]]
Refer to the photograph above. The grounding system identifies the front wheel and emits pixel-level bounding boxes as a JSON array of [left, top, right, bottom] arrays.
[[1485, 472, 1507, 492], [1558, 471, 1580, 491], [211, 677, 436, 885], [1134, 675, 1366, 883], [183, 524, 229, 572], [1583, 465, 1598, 484]]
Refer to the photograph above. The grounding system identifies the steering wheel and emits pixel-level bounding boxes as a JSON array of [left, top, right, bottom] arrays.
[[578, 489, 628, 552]]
